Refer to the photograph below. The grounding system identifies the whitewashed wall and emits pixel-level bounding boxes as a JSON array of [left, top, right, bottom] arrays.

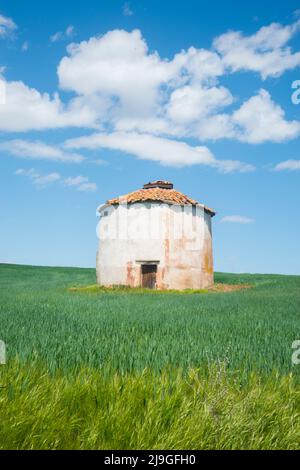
[[96, 202, 213, 290]]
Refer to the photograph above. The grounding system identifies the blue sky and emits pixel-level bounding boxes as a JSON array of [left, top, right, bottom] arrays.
[[0, 0, 300, 274]]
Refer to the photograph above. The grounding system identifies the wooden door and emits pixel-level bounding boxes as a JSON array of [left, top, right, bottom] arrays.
[[141, 264, 157, 289]]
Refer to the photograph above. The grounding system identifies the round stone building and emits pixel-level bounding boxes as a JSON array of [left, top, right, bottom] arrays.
[[96, 181, 215, 290]]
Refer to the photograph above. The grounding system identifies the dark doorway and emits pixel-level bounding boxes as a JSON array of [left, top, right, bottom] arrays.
[[141, 264, 157, 289]]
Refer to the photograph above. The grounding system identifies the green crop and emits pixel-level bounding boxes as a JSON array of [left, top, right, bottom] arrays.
[[0, 264, 299, 449], [0, 264, 299, 377]]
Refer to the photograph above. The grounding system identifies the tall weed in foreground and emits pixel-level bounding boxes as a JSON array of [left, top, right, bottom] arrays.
[[0, 361, 299, 450]]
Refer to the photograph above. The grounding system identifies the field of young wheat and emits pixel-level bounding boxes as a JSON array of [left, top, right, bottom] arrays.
[[0, 263, 299, 449]]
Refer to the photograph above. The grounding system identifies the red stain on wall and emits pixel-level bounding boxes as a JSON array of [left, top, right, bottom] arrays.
[[202, 231, 214, 287], [157, 266, 168, 290], [126, 261, 136, 287]]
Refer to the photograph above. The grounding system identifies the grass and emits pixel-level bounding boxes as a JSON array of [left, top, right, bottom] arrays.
[[1, 264, 299, 376], [0, 361, 299, 450], [0, 263, 299, 449]]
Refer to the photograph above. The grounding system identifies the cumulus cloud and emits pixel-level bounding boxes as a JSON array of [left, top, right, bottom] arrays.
[[232, 89, 300, 143], [174, 47, 225, 83], [167, 84, 233, 124], [57, 29, 227, 129], [58, 29, 182, 118], [274, 160, 300, 171], [0, 79, 98, 131], [65, 131, 254, 172], [214, 20, 300, 79], [0, 14, 17, 38], [220, 215, 255, 224], [0, 140, 85, 163], [193, 113, 236, 140], [165, 87, 300, 144], [57, 28, 300, 147], [190, 89, 300, 143], [0, 24, 299, 172]]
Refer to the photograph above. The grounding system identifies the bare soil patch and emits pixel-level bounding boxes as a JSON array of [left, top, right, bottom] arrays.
[[69, 283, 253, 294], [208, 283, 252, 293]]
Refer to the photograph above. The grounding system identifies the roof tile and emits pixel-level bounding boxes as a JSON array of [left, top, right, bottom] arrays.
[[107, 187, 215, 215]]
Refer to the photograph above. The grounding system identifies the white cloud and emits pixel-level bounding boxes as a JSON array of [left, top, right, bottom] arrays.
[[216, 159, 255, 174], [77, 182, 97, 192], [57, 30, 226, 126], [190, 89, 300, 143], [0, 79, 98, 131], [65, 131, 214, 167], [164, 84, 235, 140], [0, 140, 85, 163], [64, 175, 97, 192], [57, 29, 300, 147], [65, 130, 254, 172], [114, 116, 175, 135], [15, 168, 61, 188], [214, 20, 300, 79], [50, 32, 62, 43], [167, 84, 233, 124], [58, 29, 182, 119], [123, 2, 133, 17], [21, 41, 29, 52], [64, 175, 88, 186], [66, 26, 75, 36], [0, 14, 17, 38], [16, 168, 97, 192], [174, 47, 225, 83], [50, 25, 75, 43], [274, 160, 300, 171], [232, 89, 300, 143], [193, 113, 236, 140], [0, 25, 299, 173], [221, 215, 255, 224], [57, 28, 227, 100]]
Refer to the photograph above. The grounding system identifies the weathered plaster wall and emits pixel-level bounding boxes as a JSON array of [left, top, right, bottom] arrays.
[[96, 202, 214, 290], [201, 211, 214, 288]]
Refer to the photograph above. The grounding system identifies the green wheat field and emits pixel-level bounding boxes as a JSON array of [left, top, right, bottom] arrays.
[[0, 263, 299, 450]]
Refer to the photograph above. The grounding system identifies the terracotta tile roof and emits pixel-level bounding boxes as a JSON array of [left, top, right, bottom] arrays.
[[106, 182, 216, 216], [108, 188, 198, 206]]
